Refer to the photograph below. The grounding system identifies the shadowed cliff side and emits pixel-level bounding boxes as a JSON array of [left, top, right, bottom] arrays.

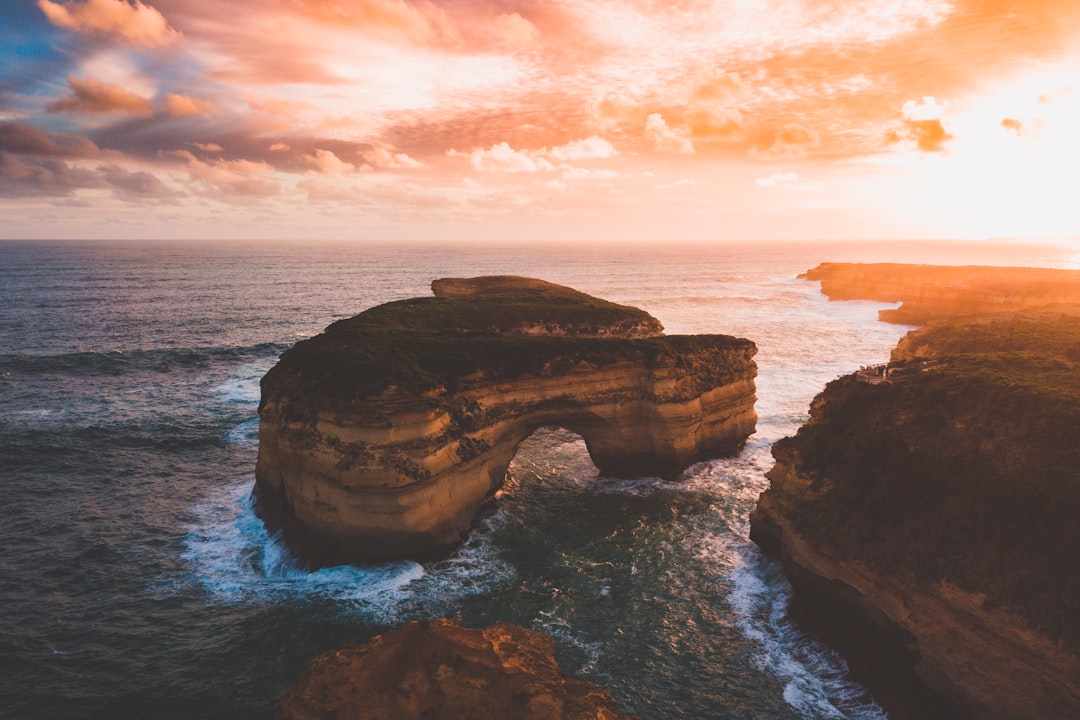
[[803, 262, 1080, 324], [255, 277, 757, 566], [751, 313, 1080, 720], [277, 619, 632, 720]]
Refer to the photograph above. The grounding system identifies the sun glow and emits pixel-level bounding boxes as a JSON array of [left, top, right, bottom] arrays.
[[2, 0, 1080, 242]]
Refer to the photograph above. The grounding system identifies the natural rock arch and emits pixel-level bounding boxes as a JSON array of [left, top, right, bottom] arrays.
[[254, 277, 757, 567]]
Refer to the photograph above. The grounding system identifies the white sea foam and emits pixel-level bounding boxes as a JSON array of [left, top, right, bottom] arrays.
[[181, 478, 514, 623], [211, 361, 271, 404], [725, 543, 889, 720]]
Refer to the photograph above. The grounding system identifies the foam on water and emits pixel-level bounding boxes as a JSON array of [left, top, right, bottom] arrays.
[[211, 360, 273, 404], [181, 478, 515, 624]]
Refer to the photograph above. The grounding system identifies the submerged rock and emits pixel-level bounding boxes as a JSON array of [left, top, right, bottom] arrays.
[[751, 313, 1080, 720], [255, 276, 757, 566], [276, 619, 631, 720]]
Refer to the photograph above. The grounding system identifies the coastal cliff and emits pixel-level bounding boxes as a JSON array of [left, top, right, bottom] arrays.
[[277, 619, 631, 720], [255, 276, 757, 566], [750, 314, 1080, 719], [803, 262, 1080, 324]]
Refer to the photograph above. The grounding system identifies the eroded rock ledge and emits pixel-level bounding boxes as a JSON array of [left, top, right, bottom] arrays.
[[803, 262, 1080, 324], [276, 619, 631, 720], [751, 313, 1080, 720], [255, 276, 757, 566]]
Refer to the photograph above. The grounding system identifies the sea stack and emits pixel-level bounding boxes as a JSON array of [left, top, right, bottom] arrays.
[[255, 276, 757, 566]]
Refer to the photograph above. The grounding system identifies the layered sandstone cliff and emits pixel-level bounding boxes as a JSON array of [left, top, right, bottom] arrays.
[[255, 276, 757, 566], [751, 315, 1080, 719], [277, 618, 631, 720], [803, 262, 1080, 324]]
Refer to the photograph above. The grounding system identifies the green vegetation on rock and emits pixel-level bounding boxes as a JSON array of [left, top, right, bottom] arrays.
[[260, 276, 753, 414]]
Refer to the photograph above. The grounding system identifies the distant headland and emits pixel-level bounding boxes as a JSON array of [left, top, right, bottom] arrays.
[[803, 262, 1080, 324], [254, 276, 757, 567]]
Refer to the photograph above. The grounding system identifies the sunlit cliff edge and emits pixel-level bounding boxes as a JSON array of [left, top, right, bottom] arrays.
[[751, 308, 1080, 719], [254, 276, 757, 567], [803, 262, 1080, 324]]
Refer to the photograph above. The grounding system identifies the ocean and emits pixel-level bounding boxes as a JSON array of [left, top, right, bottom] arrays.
[[2, 239, 1076, 720]]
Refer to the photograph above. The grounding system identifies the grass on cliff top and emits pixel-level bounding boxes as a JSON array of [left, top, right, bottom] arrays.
[[893, 311, 1080, 365], [262, 283, 753, 409], [779, 313, 1080, 649], [325, 284, 662, 337]]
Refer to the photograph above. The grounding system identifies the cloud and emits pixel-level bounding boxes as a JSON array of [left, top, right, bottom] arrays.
[[363, 146, 423, 169], [753, 123, 821, 158], [888, 96, 954, 152], [460, 142, 554, 172], [1001, 118, 1023, 135], [755, 171, 799, 187], [302, 148, 357, 175], [645, 114, 694, 154], [454, 136, 617, 173], [101, 164, 179, 200], [687, 107, 744, 140], [0, 152, 104, 197], [288, 0, 462, 47], [164, 149, 280, 197], [548, 136, 617, 162], [593, 93, 641, 128], [0, 122, 99, 157], [47, 76, 153, 117], [189, 142, 222, 152], [37, 0, 180, 47], [164, 94, 215, 117], [269, 143, 290, 152]]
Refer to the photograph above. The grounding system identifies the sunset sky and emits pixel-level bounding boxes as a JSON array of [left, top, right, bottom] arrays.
[[3, 0, 1080, 241]]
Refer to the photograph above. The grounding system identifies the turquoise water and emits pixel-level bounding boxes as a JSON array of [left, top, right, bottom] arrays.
[[2, 239, 1074, 719]]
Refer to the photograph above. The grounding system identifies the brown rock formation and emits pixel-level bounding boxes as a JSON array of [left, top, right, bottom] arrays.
[[750, 316, 1080, 719], [255, 276, 757, 566], [803, 262, 1080, 324], [277, 618, 631, 720]]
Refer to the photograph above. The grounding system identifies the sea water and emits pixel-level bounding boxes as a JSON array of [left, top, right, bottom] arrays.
[[2, 239, 1076, 719]]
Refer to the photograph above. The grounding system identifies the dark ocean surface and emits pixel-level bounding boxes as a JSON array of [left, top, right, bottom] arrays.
[[2, 239, 1076, 719]]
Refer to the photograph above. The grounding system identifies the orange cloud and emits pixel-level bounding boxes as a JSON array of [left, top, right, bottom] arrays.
[[753, 123, 821, 158], [888, 96, 954, 152], [287, 0, 462, 46], [1001, 117, 1023, 135], [37, 0, 180, 47], [164, 94, 215, 117], [47, 76, 153, 117]]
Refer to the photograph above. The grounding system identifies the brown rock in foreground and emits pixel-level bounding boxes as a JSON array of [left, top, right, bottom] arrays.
[[255, 276, 756, 566], [277, 619, 631, 720], [803, 262, 1080, 324]]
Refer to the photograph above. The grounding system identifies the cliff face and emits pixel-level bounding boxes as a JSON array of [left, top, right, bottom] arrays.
[[255, 277, 757, 566], [750, 318, 1080, 719], [803, 262, 1080, 324], [277, 618, 631, 720]]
